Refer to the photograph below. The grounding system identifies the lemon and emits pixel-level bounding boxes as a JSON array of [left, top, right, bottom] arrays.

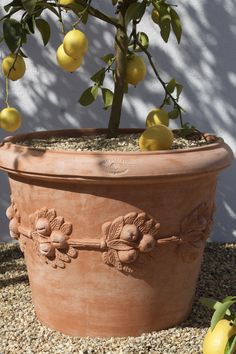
[[2, 54, 26, 81], [139, 125, 173, 151], [125, 55, 147, 86], [58, 0, 75, 5], [203, 319, 236, 354], [63, 29, 88, 59], [146, 108, 169, 127], [151, 9, 160, 24], [56, 44, 83, 72], [0, 107, 22, 132]]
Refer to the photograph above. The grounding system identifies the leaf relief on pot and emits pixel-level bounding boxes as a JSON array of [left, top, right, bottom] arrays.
[[30, 207, 77, 269], [177, 202, 214, 263], [101, 212, 160, 273]]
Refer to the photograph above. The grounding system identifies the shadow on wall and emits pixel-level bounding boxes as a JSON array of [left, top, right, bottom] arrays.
[[0, 0, 235, 242]]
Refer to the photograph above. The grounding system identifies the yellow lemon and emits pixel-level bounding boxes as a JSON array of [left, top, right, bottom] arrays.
[[125, 55, 147, 86], [63, 29, 88, 59], [151, 9, 160, 24], [139, 125, 173, 151], [146, 108, 169, 127], [58, 0, 75, 5], [2, 54, 26, 81], [56, 44, 83, 72], [203, 319, 236, 354], [0, 107, 22, 132]]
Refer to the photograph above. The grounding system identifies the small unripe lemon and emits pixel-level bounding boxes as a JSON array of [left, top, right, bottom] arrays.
[[125, 55, 147, 86], [63, 29, 88, 59], [146, 108, 169, 127], [203, 319, 236, 354], [56, 44, 83, 72], [2, 54, 26, 81], [139, 125, 174, 151], [0, 107, 22, 132], [58, 0, 75, 5], [151, 9, 160, 24]]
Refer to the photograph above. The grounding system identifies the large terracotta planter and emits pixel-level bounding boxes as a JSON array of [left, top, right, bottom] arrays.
[[0, 129, 233, 337]]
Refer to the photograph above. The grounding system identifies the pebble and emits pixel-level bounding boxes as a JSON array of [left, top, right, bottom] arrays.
[[19, 133, 216, 152], [0, 243, 235, 354]]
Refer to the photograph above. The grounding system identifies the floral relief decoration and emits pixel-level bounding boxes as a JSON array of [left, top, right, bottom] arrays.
[[176, 202, 214, 263], [101, 212, 160, 273], [30, 207, 77, 269]]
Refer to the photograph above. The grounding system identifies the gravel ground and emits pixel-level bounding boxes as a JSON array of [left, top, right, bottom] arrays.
[[0, 243, 235, 354], [19, 133, 216, 152]]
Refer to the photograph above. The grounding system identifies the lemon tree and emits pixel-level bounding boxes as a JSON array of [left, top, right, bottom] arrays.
[[200, 296, 236, 354], [0, 0, 184, 137]]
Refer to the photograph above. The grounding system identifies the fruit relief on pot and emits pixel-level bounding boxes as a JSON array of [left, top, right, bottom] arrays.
[[0, 1, 218, 150]]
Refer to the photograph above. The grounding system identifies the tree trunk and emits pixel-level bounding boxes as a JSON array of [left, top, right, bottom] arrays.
[[107, 3, 128, 137]]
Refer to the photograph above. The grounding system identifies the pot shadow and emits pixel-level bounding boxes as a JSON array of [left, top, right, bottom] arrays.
[[178, 243, 236, 329], [0, 243, 29, 289]]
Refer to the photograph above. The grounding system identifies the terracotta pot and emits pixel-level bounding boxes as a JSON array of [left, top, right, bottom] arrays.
[[0, 129, 233, 337]]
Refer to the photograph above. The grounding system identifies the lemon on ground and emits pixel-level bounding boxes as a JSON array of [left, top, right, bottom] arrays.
[[203, 319, 236, 354], [139, 125, 174, 151], [146, 108, 169, 127], [63, 29, 88, 59], [2, 54, 26, 81], [125, 55, 147, 86], [56, 44, 83, 72], [151, 9, 160, 24], [0, 107, 22, 132], [58, 0, 75, 5]]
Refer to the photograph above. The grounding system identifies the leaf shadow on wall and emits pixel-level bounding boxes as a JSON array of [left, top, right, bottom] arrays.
[[0, 0, 235, 241]]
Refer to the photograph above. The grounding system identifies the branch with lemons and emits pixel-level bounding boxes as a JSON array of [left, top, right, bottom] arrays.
[[200, 296, 236, 354], [0, 0, 186, 140]]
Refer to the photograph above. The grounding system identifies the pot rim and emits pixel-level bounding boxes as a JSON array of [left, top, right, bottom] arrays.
[[0, 128, 233, 182], [0, 128, 224, 156]]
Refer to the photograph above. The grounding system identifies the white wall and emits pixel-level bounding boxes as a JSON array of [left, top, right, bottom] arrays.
[[0, 0, 235, 242]]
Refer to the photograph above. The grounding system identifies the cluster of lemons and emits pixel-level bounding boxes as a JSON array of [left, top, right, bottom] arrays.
[[56, 29, 88, 72], [139, 108, 174, 151], [0, 28, 88, 133], [0, 54, 25, 132]]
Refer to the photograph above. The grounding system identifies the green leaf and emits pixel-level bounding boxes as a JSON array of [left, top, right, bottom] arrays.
[[90, 68, 106, 85], [35, 19, 51, 46], [176, 83, 183, 101], [125, 2, 146, 26], [128, 32, 149, 52], [102, 88, 114, 109], [26, 16, 36, 34], [101, 53, 115, 65], [170, 8, 182, 44], [199, 297, 220, 310], [160, 18, 171, 42], [225, 334, 236, 354], [3, 18, 22, 53], [211, 301, 235, 331], [168, 108, 179, 119], [19, 49, 28, 58], [4, 0, 22, 13], [22, 0, 37, 14], [222, 296, 236, 304], [44, 4, 59, 17], [81, 10, 89, 25], [79, 86, 98, 106], [166, 78, 176, 93]]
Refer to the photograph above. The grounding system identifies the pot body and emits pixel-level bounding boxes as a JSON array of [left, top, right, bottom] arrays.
[[0, 129, 233, 337]]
